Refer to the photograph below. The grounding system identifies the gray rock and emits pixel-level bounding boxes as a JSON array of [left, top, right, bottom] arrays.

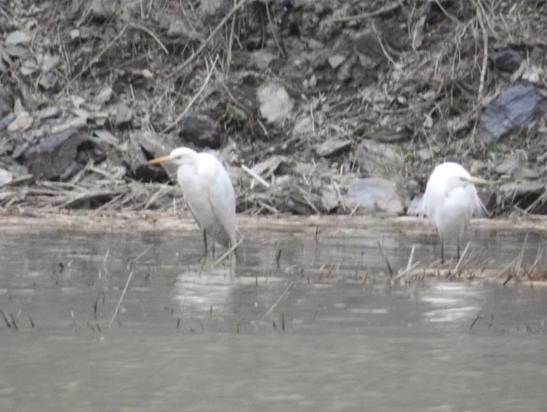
[[477, 83, 547, 143], [354, 140, 404, 179], [23, 130, 85, 179], [7, 111, 33, 132], [5, 30, 31, 46], [36, 106, 62, 120], [0, 169, 13, 186], [257, 81, 294, 124], [321, 188, 339, 212], [406, 195, 423, 216], [89, 0, 119, 21], [345, 178, 404, 216], [328, 54, 346, 69], [21, 130, 105, 180], [114, 103, 133, 127], [0, 113, 16, 130], [179, 112, 222, 149], [313, 139, 351, 157], [0, 89, 14, 119], [490, 48, 522, 73], [494, 158, 520, 176], [128, 132, 170, 183]]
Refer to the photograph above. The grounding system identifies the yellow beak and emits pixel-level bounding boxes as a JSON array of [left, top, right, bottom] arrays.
[[464, 175, 492, 186], [148, 155, 172, 165]]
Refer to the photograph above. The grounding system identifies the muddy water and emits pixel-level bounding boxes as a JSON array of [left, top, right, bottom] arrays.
[[1, 216, 547, 411]]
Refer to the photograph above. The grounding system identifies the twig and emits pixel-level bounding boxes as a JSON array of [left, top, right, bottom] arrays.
[[162, 55, 219, 133], [371, 22, 399, 69], [469, 312, 482, 330], [406, 245, 416, 272], [214, 235, 244, 266], [241, 165, 271, 189], [328, 2, 400, 22], [264, 1, 286, 58], [64, 24, 129, 91], [473, 0, 489, 103], [433, 0, 462, 24], [260, 280, 295, 321], [454, 241, 471, 273], [168, 0, 250, 78], [377, 240, 394, 277], [129, 23, 168, 55], [109, 270, 134, 328]]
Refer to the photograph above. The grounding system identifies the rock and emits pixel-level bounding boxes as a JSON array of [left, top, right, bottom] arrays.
[[38, 71, 58, 91], [365, 127, 409, 143], [127, 132, 170, 183], [494, 157, 538, 179], [328, 54, 346, 69], [499, 181, 544, 200], [292, 115, 314, 138], [0, 89, 14, 119], [160, 15, 200, 40], [94, 86, 113, 105], [0, 113, 16, 130], [353, 30, 385, 69], [223, 104, 248, 127], [251, 50, 277, 70], [51, 117, 87, 134], [313, 139, 351, 157], [23, 130, 85, 179], [406, 195, 423, 216], [257, 81, 294, 124], [321, 188, 339, 212], [89, 0, 119, 21], [5, 30, 31, 46], [490, 48, 522, 74], [416, 148, 432, 161], [200, 0, 224, 15], [251, 156, 286, 179], [354, 140, 404, 179], [179, 112, 222, 149], [495, 158, 520, 176], [41, 54, 60, 73], [36, 106, 62, 120], [114, 103, 133, 127], [20, 59, 39, 76], [345, 178, 404, 216], [477, 83, 547, 143], [0, 169, 13, 186], [7, 111, 33, 132]]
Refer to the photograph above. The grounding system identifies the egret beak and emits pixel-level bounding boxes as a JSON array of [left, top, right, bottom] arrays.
[[464, 175, 492, 186], [148, 155, 172, 165]]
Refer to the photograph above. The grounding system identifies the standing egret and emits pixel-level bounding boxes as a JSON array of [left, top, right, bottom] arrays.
[[149, 147, 237, 264], [420, 162, 491, 263]]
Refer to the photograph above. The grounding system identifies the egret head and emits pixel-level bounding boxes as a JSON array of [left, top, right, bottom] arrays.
[[431, 162, 492, 194], [148, 147, 197, 167]]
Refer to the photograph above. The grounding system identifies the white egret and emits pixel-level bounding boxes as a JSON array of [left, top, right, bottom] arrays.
[[420, 162, 491, 263], [149, 147, 237, 263]]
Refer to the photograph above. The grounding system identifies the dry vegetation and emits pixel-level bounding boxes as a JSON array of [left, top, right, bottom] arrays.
[[0, 0, 546, 216]]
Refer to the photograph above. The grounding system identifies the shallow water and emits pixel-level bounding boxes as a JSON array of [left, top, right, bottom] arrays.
[[1, 217, 547, 411]]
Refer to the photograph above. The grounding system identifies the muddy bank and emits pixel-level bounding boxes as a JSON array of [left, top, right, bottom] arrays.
[[1, 0, 546, 216]]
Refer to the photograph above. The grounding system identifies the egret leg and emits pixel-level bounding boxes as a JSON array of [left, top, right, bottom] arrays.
[[456, 238, 461, 262], [202, 230, 208, 261], [441, 238, 445, 265]]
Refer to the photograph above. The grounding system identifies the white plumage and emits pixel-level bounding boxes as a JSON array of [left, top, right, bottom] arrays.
[[149, 147, 237, 257], [420, 162, 490, 262]]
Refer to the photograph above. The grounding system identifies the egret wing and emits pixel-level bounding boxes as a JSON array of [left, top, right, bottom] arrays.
[[208, 169, 236, 247]]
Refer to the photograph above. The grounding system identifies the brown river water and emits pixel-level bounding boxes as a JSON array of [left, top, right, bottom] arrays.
[[0, 214, 546, 411]]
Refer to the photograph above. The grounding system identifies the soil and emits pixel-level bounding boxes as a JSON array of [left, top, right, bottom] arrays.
[[1, 0, 547, 216]]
